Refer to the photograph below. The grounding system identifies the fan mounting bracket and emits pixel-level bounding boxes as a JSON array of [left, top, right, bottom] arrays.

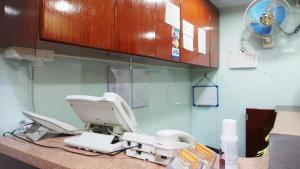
[[262, 37, 274, 48]]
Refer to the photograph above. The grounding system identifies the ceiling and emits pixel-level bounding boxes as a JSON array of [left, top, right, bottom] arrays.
[[210, 0, 253, 8]]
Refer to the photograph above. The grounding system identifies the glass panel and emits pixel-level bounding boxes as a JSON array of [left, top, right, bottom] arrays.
[[33, 52, 192, 134]]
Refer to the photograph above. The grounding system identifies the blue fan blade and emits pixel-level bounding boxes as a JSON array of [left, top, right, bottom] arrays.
[[251, 23, 272, 36], [272, 5, 286, 25], [249, 0, 271, 22]]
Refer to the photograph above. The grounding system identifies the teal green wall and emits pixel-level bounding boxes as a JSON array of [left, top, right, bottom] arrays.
[[2, 1, 300, 157], [0, 51, 192, 136], [0, 52, 31, 134], [191, 4, 300, 156]]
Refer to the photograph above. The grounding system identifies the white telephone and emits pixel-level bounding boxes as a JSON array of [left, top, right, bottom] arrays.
[[65, 92, 138, 133], [22, 111, 81, 141], [155, 129, 196, 149], [122, 129, 196, 166], [21, 92, 197, 162], [64, 92, 139, 153]]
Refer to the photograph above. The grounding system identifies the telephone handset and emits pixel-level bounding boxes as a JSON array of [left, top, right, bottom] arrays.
[[155, 129, 196, 150], [122, 129, 197, 165]]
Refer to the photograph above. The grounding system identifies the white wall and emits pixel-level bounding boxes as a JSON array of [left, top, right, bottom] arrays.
[[191, 3, 300, 156]]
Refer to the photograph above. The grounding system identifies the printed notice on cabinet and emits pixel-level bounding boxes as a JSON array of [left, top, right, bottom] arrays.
[[198, 28, 206, 54], [182, 20, 194, 51], [165, 1, 180, 29], [132, 68, 149, 108]]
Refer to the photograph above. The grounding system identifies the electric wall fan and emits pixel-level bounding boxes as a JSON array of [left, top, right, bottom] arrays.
[[245, 0, 291, 48]]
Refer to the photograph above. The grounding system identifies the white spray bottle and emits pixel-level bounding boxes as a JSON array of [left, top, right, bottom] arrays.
[[220, 119, 238, 169]]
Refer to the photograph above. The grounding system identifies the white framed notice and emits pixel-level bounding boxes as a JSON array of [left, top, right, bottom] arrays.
[[165, 1, 180, 29], [198, 28, 206, 54]]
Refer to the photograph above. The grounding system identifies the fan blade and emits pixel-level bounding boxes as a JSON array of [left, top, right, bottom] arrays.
[[271, 5, 286, 25], [251, 23, 272, 36], [249, 0, 271, 22]]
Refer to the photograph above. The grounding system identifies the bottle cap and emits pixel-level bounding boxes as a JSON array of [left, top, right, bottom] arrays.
[[221, 119, 237, 137]]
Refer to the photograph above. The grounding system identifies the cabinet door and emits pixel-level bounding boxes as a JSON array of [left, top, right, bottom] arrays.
[[115, 0, 156, 57], [155, 0, 180, 61], [197, 0, 210, 67], [1, 0, 38, 48], [40, 0, 114, 50], [209, 3, 220, 68], [180, 0, 210, 66], [246, 108, 277, 157]]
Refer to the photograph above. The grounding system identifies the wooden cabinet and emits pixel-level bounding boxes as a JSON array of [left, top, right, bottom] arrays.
[[180, 0, 199, 65], [155, 0, 180, 61], [197, 0, 211, 67], [1, 0, 39, 48], [39, 0, 219, 67], [209, 2, 220, 68], [115, 0, 156, 57], [180, 0, 217, 67], [40, 0, 115, 50]]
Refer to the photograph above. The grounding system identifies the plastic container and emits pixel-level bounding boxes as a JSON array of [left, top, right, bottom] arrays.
[[168, 149, 203, 169], [192, 144, 217, 169], [220, 119, 238, 169]]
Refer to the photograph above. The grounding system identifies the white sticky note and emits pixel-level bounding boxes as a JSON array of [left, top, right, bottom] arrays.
[[198, 28, 206, 54], [182, 20, 194, 51], [183, 34, 193, 51], [182, 20, 194, 38], [165, 1, 180, 29]]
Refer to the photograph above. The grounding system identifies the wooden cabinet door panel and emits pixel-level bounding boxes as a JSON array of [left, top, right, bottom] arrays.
[[155, 0, 180, 61], [181, 0, 211, 66], [180, 0, 198, 65], [197, 0, 210, 67], [1, 0, 38, 48], [209, 2, 220, 68], [115, 0, 139, 54], [139, 0, 156, 57], [79, 0, 115, 49], [115, 0, 155, 57], [40, 0, 114, 50], [180, 0, 219, 67]]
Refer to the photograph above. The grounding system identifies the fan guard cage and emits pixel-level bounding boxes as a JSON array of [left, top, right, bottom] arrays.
[[244, 0, 291, 38]]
